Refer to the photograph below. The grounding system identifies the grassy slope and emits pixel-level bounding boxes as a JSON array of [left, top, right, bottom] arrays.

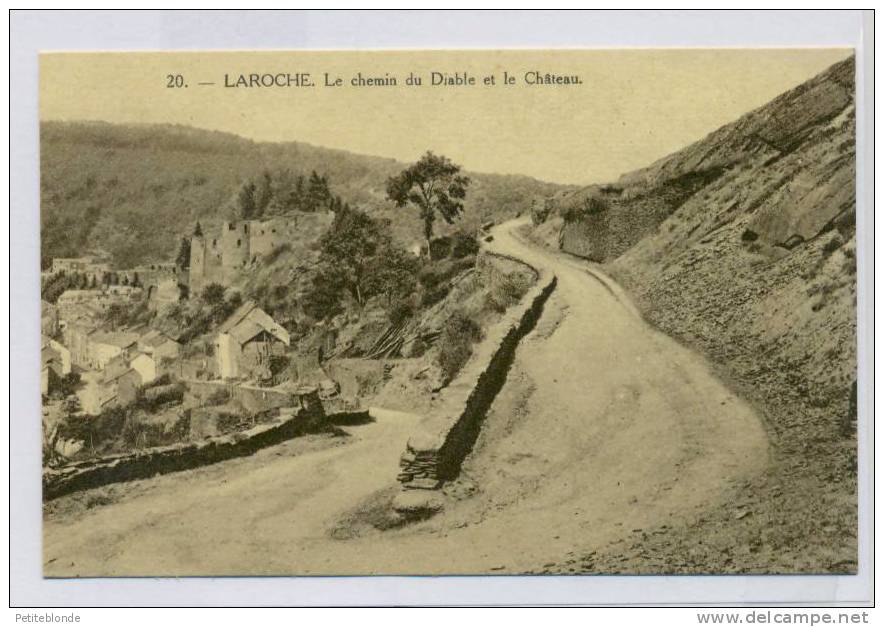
[[40, 121, 570, 267], [541, 57, 857, 572]]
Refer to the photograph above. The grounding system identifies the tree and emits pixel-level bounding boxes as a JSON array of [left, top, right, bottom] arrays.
[[304, 207, 418, 320], [201, 283, 226, 306], [131, 272, 141, 288], [193, 221, 203, 237], [255, 171, 273, 217], [386, 151, 471, 259], [317, 207, 389, 307], [363, 245, 419, 307], [306, 171, 331, 212], [176, 237, 192, 270]]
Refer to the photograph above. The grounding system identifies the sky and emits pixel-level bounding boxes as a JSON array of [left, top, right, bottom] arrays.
[[40, 48, 852, 185]]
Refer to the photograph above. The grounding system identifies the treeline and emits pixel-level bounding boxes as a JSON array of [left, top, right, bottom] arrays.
[[41, 270, 144, 303], [236, 169, 347, 219]]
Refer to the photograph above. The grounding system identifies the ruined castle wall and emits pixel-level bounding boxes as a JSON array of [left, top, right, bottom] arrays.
[[189, 235, 224, 294], [221, 221, 250, 284], [248, 217, 290, 259]]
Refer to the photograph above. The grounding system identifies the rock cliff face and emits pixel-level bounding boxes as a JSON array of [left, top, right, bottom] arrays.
[[545, 55, 858, 572], [560, 56, 855, 261]]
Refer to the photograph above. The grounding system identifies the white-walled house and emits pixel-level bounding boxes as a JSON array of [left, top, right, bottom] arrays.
[[130, 352, 158, 385], [215, 301, 290, 380]]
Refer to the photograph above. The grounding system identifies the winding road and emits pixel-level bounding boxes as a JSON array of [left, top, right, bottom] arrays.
[[43, 218, 768, 576]]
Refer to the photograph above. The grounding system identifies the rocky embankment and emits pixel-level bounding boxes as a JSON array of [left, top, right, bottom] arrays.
[[538, 56, 857, 573]]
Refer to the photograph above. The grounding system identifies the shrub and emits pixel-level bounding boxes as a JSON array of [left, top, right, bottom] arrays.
[[138, 382, 185, 411], [486, 272, 533, 313], [142, 373, 172, 390], [450, 231, 479, 258], [205, 387, 231, 406], [429, 235, 453, 259], [822, 234, 843, 257], [437, 310, 483, 383], [389, 299, 415, 326], [201, 283, 226, 306]]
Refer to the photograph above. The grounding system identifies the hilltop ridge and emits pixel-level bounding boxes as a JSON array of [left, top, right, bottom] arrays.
[[40, 120, 571, 267]]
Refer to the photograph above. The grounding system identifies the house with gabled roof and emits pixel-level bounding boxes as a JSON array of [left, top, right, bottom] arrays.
[[137, 329, 181, 363]]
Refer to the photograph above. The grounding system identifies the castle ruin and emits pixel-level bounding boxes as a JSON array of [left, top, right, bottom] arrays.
[[189, 213, 334, 294]]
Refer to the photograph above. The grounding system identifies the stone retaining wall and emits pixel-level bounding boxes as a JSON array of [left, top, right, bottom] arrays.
[[397, 256, 556, 490], [42, 388, 342, 500]]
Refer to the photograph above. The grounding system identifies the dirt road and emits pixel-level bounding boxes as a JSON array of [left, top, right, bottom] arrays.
[[44, 219, 768, 576]]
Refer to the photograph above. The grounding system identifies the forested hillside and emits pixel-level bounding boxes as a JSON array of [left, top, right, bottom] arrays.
[[40, 121, 570, 267]]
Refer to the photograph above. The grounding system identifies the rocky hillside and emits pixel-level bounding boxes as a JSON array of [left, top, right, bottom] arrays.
[[537, 56, 857, 572], [40, 121, 570, 267]]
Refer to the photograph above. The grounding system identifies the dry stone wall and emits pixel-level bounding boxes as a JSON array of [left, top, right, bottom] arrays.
[[42, 388, 337, 500], [397, 256, 556, 491]]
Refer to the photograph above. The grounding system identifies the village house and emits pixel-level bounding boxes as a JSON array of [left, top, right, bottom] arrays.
[[130, 352, 158, 385], [41, 300, 59, 336], [41, 347, 62, 396], [42, 336, 72, 375], [215, 301, 290, 380], [63, 318, 101, 369], [137, 329, 181, 364], [103, 366, 143, 407], [41, 358, 61, 396]]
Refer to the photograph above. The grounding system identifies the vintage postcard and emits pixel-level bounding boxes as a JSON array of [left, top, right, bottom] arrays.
[[38, 48, 858, 578]]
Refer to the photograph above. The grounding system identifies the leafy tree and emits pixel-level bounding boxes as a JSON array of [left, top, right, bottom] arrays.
[[59, 372, 81, 397], [255, 170, 273, 218], [317, 207, 389, 306], [304, 207, 418, 320], [306, 170, 331, 212], [363, 245, 419, 307], [238, 181, 258, 219], [193, 221, 203, 237], [104, 303, 130, 329], [386, 151, 471, 259], [302, 262, 347, 321], [201, 283, 226, 306]]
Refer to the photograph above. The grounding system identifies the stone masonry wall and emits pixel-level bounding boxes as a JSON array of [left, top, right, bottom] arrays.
[[43, 388, 328, 501], [397, 256, 556, 490]]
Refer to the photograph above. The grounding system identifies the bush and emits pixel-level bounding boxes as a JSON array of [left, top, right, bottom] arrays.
[[142, 373, 172, 390], [450, 231, 479, 258], [205, 387, 231, 406], [437, 310, 483, 383], [822, 234, 843, 257], [201, 283, 226, 306], [429, 235, 452, 259], [486, 272, 533, 313], [389, 299, 415, 326], [138, 382, 185, 412]]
